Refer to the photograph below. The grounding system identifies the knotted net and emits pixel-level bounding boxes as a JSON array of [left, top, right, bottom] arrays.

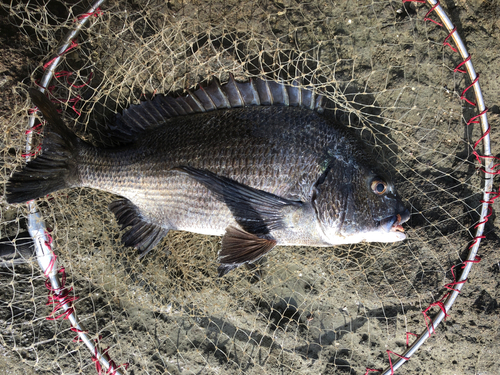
[[1, 0, 499, 373]]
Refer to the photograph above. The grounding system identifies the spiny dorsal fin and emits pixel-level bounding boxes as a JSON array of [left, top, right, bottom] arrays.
[[218, 225, 277, 277], [193, 76, 325, 111], [109, 198, 168, 258], [110, 76, 326, 143]]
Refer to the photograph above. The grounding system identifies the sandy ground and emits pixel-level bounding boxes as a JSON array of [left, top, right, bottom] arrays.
[[0, 0, 500, 374]]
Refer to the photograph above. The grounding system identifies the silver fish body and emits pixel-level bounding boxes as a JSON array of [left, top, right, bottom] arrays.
[[7, 79, 409, 275]]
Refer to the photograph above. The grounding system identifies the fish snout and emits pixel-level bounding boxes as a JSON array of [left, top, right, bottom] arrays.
[[380, 208, 410, 233]]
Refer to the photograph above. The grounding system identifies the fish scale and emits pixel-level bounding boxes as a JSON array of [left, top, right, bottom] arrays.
[[80, 106, 325, 233]]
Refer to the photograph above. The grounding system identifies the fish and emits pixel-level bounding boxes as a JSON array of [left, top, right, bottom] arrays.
[[6, 77, 410, 276]]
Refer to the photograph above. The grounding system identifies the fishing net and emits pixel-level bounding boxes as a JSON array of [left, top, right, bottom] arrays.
[[1, 0, 499, 374]]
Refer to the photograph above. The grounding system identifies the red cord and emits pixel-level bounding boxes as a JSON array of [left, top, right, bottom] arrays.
[[423, 2, 443, 27], [43, 40, 78, 70], [76, 7, 102, 21]]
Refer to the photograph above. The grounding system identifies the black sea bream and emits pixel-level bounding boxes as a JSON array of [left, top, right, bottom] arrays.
[[7, 78, 409, 275]]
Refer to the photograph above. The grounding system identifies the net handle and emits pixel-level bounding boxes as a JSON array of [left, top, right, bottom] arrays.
[[379, 1, 493, 374], [24, 0, 126, 374]]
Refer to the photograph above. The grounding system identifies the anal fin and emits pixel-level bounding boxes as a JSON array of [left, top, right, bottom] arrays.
[[109, 198, 168, 258], [218, 225, 276, 277]]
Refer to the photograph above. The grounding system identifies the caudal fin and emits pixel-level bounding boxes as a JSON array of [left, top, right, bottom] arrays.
[[6, 89, 79, 204]]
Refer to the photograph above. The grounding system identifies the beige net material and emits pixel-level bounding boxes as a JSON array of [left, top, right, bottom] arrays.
[[1, 0, 499, 374]]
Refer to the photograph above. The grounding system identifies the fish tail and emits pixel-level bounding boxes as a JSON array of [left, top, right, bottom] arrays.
[[6, 89, 80, 204]]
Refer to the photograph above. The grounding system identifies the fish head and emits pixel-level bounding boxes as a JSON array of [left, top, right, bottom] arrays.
[[313, 159, 410, 245]]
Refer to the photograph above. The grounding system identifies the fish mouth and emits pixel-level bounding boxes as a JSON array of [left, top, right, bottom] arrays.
[[379, 209, 410, 233]]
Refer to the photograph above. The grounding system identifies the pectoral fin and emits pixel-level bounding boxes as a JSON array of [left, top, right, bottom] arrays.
[[173, 166, 303, 235], [217, 225, 277, 277]]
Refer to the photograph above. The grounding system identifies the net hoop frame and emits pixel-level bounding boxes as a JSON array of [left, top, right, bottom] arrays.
[[375, 0, 494, 374], [17, 0, 494, 374], [23, 1, 128, 373]]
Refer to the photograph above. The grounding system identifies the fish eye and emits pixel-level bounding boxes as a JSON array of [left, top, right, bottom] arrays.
[[371, 179, 387, 195]]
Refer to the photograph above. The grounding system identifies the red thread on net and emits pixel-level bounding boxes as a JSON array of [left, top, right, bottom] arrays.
[[460, 74, 479, 106], [21, 145, 41, 158], [54, 71, 72, 79], [474, 191, 498, 228], [92, 337, 129, 375], [476, 206, 492, 226], [443, 262, 467, 293], [467, 113, 490, 163], [442, 248, 483, 291], [25, 122, 43, 135], [442, 26, 458, 52], [54, 95, 83, 116], [457, 76, 499, 175], [103, 347, 130, 375], [480, 160, 500, 175], [454, 55, 471, 74], [405, 332, 418, 347], [43, 39, 79, 70], [364, 368, 383, 374], [76, 7, 102, 21], [401, 1, 461, 56], [423, 2, 443, 27], [468, 236, 485, 250], [41, 229, 57, 277], [44, 229, 53, 247], [482, 188, 500, 205], [422, 293, 450, 335], [45, 267, 79, 321], [461, 108, 500, 175], [54, 70, 94, 88], [32, 87, 84, 118], [467, 108, 488, 126], [71, 327, 89, 342], [470, 118, 500, 170], [363, 350, 410, 375], [386, 350, 410, 375], [92, 344, 103, 374], [464, 255, 481, 264]]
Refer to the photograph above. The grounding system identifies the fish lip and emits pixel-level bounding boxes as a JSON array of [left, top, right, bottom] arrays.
[[380, 209, 410, 233]]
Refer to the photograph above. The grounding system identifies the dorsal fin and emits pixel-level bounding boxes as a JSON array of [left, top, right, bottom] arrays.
[[109, 77, 326, 143]]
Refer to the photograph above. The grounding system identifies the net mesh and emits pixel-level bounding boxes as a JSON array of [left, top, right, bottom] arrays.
[[1, 0, 499, 373]]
